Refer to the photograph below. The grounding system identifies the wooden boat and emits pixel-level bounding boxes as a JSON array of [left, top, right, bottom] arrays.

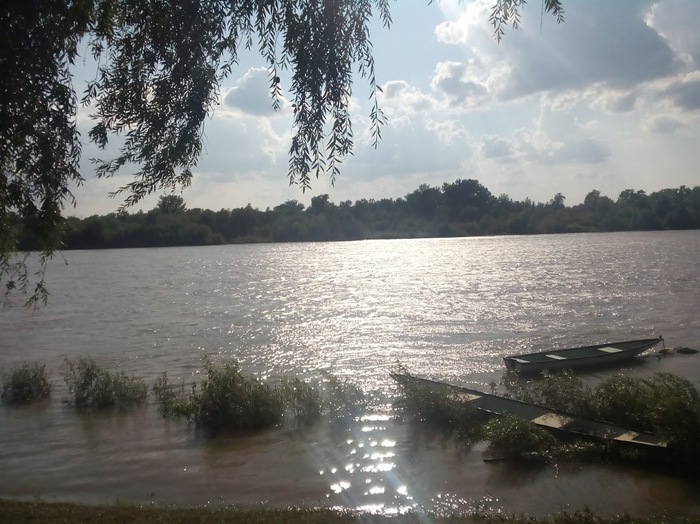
[[391, 372, 667, 449], [503, 336, 664, 375]]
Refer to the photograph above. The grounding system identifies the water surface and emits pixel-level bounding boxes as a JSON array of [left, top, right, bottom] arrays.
[[1, 231, 699, 516]]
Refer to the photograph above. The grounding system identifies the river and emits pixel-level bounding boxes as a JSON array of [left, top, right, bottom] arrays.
[[1, 231, 699, 516]]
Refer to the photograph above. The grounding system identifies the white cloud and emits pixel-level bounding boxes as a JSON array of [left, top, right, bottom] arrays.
[[379, 80, 439, 115], [68, 2, 700, 217], [645, 0, 700, 67], [479, 134, 516, 162], [223, 67, 288, 116], [660, 71, 700, 110], [644, 114, 686, 134]]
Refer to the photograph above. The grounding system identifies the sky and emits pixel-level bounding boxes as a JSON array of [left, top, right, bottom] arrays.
[[71, 0, 700, 217]]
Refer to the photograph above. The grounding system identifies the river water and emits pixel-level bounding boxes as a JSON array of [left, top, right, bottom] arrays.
[[1, 231, 699, 516]]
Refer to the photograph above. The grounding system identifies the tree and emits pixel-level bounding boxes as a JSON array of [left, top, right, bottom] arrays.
[[157, 195, 187, 214], [548, 192, 566, 209], [1, 0, 564, 304]]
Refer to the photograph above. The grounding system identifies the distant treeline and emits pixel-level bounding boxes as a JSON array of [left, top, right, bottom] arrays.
[[15, 180, 700, 250]]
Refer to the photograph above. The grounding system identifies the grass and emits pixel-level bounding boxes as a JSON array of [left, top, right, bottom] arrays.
[[0, 362, 52, 403], [63, 356, 148, 409], [2, 499, 700, 523]]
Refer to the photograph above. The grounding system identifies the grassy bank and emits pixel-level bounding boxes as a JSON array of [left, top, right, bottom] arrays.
[[2, 499, 700, 524]]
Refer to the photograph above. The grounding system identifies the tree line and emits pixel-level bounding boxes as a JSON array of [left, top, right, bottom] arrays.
[[13, 179, 700, 251]]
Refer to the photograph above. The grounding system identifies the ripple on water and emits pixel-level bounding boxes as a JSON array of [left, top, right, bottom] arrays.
[[1, 233, 700, 515]]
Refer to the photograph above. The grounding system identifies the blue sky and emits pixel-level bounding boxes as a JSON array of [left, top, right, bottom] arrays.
[[72, 0, 700, 216]]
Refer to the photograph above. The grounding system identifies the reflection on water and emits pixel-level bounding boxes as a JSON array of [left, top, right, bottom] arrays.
[[2, 232, 700, 516]]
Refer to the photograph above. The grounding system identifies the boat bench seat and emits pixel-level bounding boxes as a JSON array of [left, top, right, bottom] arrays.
[[597, 346, 623, 353]]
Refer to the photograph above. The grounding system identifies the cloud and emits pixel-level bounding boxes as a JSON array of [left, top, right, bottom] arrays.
[[590, 90, 639, 114], [223, 67, 287, 116], [479, 134, 515, 161], [661, 72, 700, 110], [433, 0, 681, 105], [379, 80, 439, 115], [645, 0, 700, 67], [68, 2, 700, 217], [644, 114, 686, 134], [430, 60, 491, 109]]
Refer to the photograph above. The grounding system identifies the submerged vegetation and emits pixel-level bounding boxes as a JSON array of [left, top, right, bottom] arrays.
[[153, 361, 366, 432], [503, 370, 700, 459], [393, 369, 700, 474], [63, 356, 148, 409], [1, 356, 365, 432], [3, 356, 700, 479], [0, 362, 52, 403]]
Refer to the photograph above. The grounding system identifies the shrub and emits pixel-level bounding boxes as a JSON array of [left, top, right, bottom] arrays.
[[392, 372, 486, 441], [1, 362, 52, 403], [153, 362, 362, 432], [279, 377, 323, 423], [63, 356, 147, 409], [318, 375, 367, 421], [152, 372, 195, 418], [483, 416, 557, 459], [643, 372, 700, 452], [504, 370, 594, 416], [191, 360, 285, 432], [588, 374, 654, 430]]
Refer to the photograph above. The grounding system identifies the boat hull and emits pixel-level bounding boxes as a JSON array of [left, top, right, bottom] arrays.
[[503, 337, 663, 375]]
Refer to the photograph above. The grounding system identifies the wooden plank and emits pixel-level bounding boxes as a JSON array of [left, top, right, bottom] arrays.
[[532, 413, 574, 429], [598, 347, 623, 353]]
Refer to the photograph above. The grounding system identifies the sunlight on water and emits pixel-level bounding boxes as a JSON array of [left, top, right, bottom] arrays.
[[2, 232, 700, 516]]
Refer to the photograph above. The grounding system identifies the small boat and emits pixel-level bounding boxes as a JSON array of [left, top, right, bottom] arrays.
[[503, 336, 664, 375], [391, 372, 667, 449]]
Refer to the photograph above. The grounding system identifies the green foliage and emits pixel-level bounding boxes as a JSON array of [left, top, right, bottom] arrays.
[[153, 362, 364, 432], [392, 373, 486, 441], [504, 370, 594, 416], [489, 0, 565, 42], [191, 360, 284, 432], [317, 376, 367, 421], [504, 371, 700, 460], [641, 373, 700, 452], [280, 377, 323, 423], [588, 375, 654, 430], [62, 356, 147, 409], [2, 0, 400, 292], [12, 182, 695, 254], [1, 362, 52, 404], [483, 416, 557, 459], [396, 369, 700, 471], [152, 372, 196, 418], [2, 1, 563, 305]]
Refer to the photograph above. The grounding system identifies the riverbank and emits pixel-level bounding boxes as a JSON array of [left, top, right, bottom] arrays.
[[2, 499, 700, 524]]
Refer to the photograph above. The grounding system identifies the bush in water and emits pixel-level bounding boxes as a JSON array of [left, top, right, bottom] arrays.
[[152, 372, 195, 418], [483, 416, 557, 459], [62, 356, 147, 409], [1, 362, 52, 403], [153, 361, 366, 432]]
